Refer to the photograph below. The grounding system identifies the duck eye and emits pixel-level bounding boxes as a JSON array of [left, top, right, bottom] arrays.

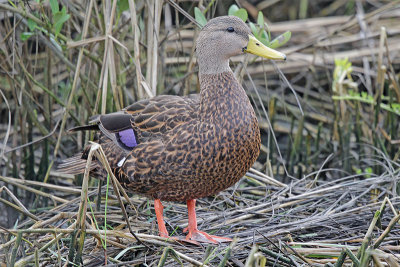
[[227, 27, 235, 33]]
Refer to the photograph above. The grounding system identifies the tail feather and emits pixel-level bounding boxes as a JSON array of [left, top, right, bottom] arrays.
[[57, 139, 126, 177], [57, 154, 98, 175], [58, 129, 129, 178]]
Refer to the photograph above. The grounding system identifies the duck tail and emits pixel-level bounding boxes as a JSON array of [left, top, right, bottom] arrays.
[[57, 138, 125, 178], [57, 153, 98, 175]]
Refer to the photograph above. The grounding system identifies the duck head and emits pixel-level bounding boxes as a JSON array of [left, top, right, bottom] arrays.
[[196, 16, 286, 75]]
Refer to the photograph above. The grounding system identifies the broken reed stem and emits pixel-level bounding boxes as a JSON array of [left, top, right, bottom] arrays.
[[92, 144, 150, 249], [373, 213, 400, 249]]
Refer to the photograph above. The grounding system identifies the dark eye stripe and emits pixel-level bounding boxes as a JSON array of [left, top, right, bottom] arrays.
[[227, 27, 234, 32]]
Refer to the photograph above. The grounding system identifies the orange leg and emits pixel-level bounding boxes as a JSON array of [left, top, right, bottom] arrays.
[[183, 199, 232, 243], [154, 199, 169, 238]]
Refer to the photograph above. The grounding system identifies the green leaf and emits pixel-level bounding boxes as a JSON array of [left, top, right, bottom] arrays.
[[27, 18, 37, 31], [365, 167, 373, 174], [261, 29, 269, 43], [49, 0, 59, 14], [257, 11, 264, 27], [228, 4, 239, 16], [250, 21, 270, 46], [234, 8, 248, 22], [334, 57, 352, 81], [20, 32, 34, 41], [249, 22, 258, 37], [268, 30, 291, 49], [264, 22, 271, 41], [392, 103, 400, 110], [194, 7, 207, 28], [117, 0, 129, 13], [53, 7, 70, 36]]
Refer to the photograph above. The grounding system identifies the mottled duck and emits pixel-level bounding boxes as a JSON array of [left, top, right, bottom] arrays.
[[59, 16, 286, 243]]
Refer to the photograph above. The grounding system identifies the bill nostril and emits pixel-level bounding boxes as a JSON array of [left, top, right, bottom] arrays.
[[256, 43, 260, 46]]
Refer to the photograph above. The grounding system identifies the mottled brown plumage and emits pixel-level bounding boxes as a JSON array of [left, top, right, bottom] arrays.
[[58, 16, 285, 243]]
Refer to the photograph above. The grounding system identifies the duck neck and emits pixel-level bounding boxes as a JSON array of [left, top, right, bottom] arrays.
[[199, 71, 251, 122], [197, 55, 231, 75]]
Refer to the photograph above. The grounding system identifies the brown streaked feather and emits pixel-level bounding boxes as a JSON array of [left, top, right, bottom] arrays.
[[127, 95, 199, 135]]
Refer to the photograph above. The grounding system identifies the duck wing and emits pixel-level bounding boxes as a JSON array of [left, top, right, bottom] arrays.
[[125, 94, 199, 136], [97, 94, 199, 147], [57, 94, 199, 175]]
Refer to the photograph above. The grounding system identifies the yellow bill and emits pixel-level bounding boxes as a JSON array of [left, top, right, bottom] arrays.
[[244, 35, 286, 60]]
